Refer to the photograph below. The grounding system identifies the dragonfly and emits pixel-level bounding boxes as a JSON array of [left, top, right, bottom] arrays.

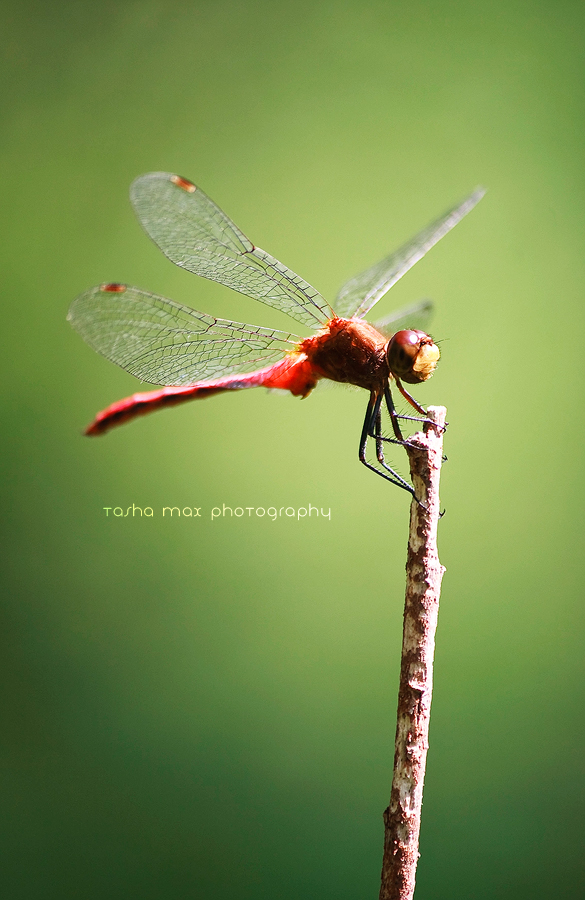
[[68, 173, 484, 498]]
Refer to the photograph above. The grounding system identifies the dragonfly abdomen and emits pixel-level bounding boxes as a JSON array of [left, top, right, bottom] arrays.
[[84, 353, 319, 436]]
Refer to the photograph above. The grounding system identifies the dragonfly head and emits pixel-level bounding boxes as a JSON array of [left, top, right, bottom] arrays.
[[386, 330, 440, 384]]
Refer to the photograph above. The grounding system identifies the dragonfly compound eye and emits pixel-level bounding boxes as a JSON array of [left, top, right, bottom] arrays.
[[386, 330, 440, 384]]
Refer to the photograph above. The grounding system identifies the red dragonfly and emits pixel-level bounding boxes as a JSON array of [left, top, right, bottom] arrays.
[[68, 173, 484, 497]]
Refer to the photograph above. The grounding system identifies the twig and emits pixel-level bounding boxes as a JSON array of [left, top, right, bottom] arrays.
[[379, 405, 447, 900]]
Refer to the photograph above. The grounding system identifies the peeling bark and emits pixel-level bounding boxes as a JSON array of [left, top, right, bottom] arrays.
[[379, 406, 447, 900]]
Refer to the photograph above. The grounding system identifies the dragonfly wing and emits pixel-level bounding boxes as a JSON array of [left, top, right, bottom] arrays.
[[67, 284, 300, 386], [130, 172, 332, 331], [334, 188, 485, 319], [372, 299, 434, 337]]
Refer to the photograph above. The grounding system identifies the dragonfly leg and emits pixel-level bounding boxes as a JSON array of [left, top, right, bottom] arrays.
[[366, 386, 416, 448], [392, 380, 447, 436], [394, 377, 427, 416], [358, 393, 415, 497], [385, 383, 405, 441], [370, 387, 439, 470], [374, 410, 417, 494], [395, 413, 434, 424]]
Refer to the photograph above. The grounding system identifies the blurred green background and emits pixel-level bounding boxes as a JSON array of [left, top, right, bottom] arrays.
[[1, 1, 584, 897]]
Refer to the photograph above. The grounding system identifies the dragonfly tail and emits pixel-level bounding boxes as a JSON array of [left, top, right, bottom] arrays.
[[85, 383, 228, 435], [85, 354, 318, 436]]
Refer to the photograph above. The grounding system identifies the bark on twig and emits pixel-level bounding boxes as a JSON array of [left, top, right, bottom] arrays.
[[379, 406, 447, 900]]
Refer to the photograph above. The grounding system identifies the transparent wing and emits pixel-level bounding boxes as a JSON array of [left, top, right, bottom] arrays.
[[334, 188, 485, 319], [372, 298, 434, 337], [130, 172, 332, 331], [67, 284, 300, 386]]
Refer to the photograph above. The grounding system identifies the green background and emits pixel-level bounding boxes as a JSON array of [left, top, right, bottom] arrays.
[[2, 1, 584, 897]]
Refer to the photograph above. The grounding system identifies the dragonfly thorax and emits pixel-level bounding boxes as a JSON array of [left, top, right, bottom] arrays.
[[301, 317, 390, 391]]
